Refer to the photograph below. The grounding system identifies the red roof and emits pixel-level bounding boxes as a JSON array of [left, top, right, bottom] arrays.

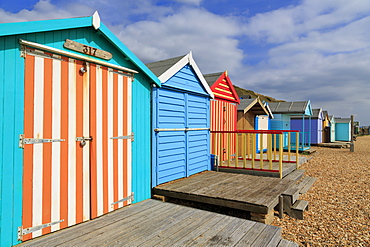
[[206, 71, 240, 104]]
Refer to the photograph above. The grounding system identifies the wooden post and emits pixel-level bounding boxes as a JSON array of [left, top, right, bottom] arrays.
[[252, 134, 256, 169], [287, 132, 291, 162], [243, 134, 247, 168], [220, 132, 223, 165], [279, 134, 283, 179], [296, 132, 299, 169], [350, 115, 355, 152], [273, 134, 277, 160], [235, 133, 239, 168], [279, 195, 284, 219], [351, 115, 354, 143], [268, 134, 272, 170], [228, 133, 231, 167], [247, 133, 250, 160], [260, 133, 263, 169]]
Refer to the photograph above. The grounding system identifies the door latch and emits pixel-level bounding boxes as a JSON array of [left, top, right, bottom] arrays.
[[76, 136, 92, 147]]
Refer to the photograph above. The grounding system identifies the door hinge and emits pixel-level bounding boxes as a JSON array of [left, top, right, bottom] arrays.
[[18, 219, 64, 241], [110, 133, 134, 142], [19, 134, 65, 149]]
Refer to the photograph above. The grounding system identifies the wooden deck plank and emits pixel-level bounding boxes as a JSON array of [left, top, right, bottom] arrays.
[[154, 171, 295, 214], [140, 212, 224, 247], [180, 215, 238, 246], [190, 174, 242, 196], [283, 169, 305, 181], [202, 219, 258, 246], [202, 174, 262, 199], [60, 201, 179, 246], [233, 176, 274, 200], [233, 222, 269, 246], [277, 239, 299, 247], [18, 199, 161, 246], [250, 226, 282, 247], [254, 180, 295, 208], [297, 176, 317, 194], [235, 224, 281, 247], [232, 176, 288, 207], [140, 213, 231, 247], [112, 207, 209, 246], [154, 187, 270, 213], [156, 171, 223, 191], [19, 200, 294, 247]]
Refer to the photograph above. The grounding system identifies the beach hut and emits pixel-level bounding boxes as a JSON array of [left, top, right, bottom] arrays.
[[237, 98, 273, 152], [147, 52, 213, 187], [335, 117, 352, 141], [203, 71, 239, 159], [329, 115, 336, 142], [322, 110, 331, 143], [237, 98, 271, 130], [0, 13, 160, 245], [269, 101, 313, 150], [291, 108, 323, 145]]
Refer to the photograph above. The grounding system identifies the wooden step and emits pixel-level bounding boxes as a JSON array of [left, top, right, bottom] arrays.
[[290, 200, 309, 220], [297, 176, 317, 194], [277, 239, 299, 247], [283, 169, 305, 181], [292, 199, 309, 211], [282, 187, 300, 205]]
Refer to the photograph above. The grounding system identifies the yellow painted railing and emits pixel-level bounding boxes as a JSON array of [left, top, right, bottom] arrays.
[[211, 130, 300, 178]]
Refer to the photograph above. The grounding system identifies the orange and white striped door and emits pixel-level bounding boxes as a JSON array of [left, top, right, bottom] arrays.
[[210, 100, 237, 160], [21, 49, 132, 241]]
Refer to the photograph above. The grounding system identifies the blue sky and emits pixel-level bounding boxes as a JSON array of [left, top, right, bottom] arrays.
[[1, 0, 370, 125]]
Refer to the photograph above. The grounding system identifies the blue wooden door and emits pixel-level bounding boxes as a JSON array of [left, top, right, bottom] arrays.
[[152, 88, 210, 187]]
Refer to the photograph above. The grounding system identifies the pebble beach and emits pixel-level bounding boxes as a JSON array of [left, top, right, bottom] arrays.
[[272, 135, 370, 246]]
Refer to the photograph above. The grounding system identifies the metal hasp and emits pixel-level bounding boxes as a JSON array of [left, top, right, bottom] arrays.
[[18, 220, 64, 241], [19, 134, 65, 148], [111, 193, 134, 206], [76, 136, 93, 147], [110, 133, 134, 142]]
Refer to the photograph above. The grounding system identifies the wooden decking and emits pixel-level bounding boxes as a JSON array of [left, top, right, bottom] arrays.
[[317, 141, 350, 148], [19, 199, 297, 247], [154, 171, 295, 215]]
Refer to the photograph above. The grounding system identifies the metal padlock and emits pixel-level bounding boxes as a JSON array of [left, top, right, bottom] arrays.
[[80, 139, 86, 147], [76, 136, 92, 147]]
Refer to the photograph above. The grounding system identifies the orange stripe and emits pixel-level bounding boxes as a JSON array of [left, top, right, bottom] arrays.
[[23, 54, 35, 241], [89, 64, 97, 219], [42, 55, 53, 235], [113, 72, 119, 210], [123, 76, 128, 206], [102, 67, 109, 213], [75, 60, 84, 224], [60, 57, 69, 229]]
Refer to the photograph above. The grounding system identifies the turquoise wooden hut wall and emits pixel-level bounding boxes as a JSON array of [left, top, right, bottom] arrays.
[[270, 114, 290, 147], [335, 118, 351, 141], [0, 13, 160, 246]]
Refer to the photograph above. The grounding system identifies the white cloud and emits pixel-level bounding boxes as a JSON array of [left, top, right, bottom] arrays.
[[244, 0, 370, 44], [1, 0, 369, 124], [238, 0, 370, 124], [115, 7, 245, 73]]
